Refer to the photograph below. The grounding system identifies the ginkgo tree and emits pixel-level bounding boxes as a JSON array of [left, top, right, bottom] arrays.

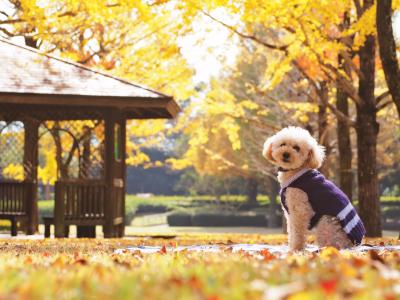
[[0, 0, 195, 183], [170, 0, 400, 236], [168, 39, 327, 224]]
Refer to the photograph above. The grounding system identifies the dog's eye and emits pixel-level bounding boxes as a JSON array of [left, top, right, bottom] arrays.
[[280, 143, 286, 147], [293, 145, 300, 152]]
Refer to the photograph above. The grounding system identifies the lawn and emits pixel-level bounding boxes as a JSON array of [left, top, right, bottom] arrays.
[[38, 194, 272, 215], [0, 234, 398, 300], [37, 194, 400, 219], [36, 194, 273, 225]]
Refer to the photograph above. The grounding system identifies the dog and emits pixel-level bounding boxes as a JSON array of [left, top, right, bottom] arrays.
[[262, 126, 365, 251]]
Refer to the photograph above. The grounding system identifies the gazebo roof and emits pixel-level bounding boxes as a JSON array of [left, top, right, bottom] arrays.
[[0, 38, 180, 119]]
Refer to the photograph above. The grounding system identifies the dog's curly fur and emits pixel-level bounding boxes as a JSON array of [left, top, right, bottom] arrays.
[[263, 126, 353, 251]]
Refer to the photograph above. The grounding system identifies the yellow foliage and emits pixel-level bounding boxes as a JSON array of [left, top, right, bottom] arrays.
[[126, 152, 151, 166], [7, 0, 387, 179], [319, 246, 341, 260], [2, 163, 24, 181], [344, 5, 376, 50], [166, 157, 192, 170], [38, 147, 57, 185], [10, 0, 195, 169]]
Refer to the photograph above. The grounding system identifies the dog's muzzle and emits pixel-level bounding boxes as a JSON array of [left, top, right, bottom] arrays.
[[282, 152, 290, 162]]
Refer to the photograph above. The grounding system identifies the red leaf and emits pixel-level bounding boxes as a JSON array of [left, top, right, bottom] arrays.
[[320, 279, 337, 294], [260, 249, 276, 261], [159, 245, 167, 255]]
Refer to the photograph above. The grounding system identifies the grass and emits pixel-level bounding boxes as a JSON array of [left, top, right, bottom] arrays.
[[0, 194, 390, 228], [37, 194, 400, 213], [0, 235, 398, 299], [381, 196, 400, 201], [37, 195, 271, 224], [37, 194, 399, 219]]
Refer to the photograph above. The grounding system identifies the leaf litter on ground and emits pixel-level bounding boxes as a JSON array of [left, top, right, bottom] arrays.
[[0, 234, 397, 300]]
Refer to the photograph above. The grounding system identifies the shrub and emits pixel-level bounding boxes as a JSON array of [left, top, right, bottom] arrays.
[[167, 213, 192, 226], [191, 213, 268, 227]]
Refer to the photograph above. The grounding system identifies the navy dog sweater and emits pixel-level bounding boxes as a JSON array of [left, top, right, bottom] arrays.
[[280, 169, 365, 245]]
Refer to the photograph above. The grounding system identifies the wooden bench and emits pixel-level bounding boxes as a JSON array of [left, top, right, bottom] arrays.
[[44, 217, 98, 238], [54, 179, 124, 238], [0, 214, 29, 236], [43, 217, 69, 238], [0, 181, 35, 236]]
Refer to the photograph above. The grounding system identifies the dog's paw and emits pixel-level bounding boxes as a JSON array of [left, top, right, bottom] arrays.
[[289, 246, 306, 252]]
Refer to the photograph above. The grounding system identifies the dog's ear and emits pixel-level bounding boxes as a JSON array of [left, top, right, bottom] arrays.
[[262, 137, 274, 162], [308, 144, 325, 169]]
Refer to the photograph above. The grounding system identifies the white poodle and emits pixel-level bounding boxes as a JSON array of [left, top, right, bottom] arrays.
[[263, 126, 365, 251]]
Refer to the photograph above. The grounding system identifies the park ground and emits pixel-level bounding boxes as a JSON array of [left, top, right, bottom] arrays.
[[0, 233, 398, 300], [0, 195, 398, 299]]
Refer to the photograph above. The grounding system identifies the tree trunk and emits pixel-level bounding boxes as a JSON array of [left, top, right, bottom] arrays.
[[80, 126, 91, 178], [376, 0, 400, 116], [336, 86, 353, 201], [337, 50, 353, 201], [335, 13, 354, 201], [357, 22, 382, 237], [45, 183, 51, 200], [246, 176, 258, 204], [266, 176, 281, 228], [356, 110, 381, 236], [317, 81, 331, 176], [52, 126, 69, 179]]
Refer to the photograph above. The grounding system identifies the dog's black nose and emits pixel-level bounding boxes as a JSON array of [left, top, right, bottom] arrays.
[[283, 152, 290, 160]]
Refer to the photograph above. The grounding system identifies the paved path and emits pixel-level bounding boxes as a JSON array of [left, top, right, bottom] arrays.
[[0, 224, 397, 238], [115, 243, 400, 255]]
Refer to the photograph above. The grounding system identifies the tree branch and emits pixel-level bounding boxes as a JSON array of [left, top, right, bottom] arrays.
[[200, 10, 290, 52], [376, 90, 391, 103], [296, 19, 362, 105], [58, 11, 77, 18], [353, 0, 362, 17], [0, 18, 24, 25], [327, 102, 356, 127], [376, 99, 393, 111], [339, 49, 362, 79], [0, 27, 16, 37], [292, 60, 319, 92]]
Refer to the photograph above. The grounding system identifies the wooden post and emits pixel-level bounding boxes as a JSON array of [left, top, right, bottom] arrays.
[[104, 109, 116, 238], [118, 117, 126, 237], [103, 109, 126, 238], [23, 119, 39, 235]]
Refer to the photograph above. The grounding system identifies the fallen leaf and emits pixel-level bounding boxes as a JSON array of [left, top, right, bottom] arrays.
[[158, 245, 167, 255], [259, 249, 276, 261], [369, 250, 385, 264], [320, 279, 337, 294]]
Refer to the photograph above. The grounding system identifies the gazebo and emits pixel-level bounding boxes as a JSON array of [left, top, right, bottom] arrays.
[[0, 38, 179, 237]]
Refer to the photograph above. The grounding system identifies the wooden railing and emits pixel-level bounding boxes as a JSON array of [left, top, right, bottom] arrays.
[[55, 180, 106, 224], [0, 181, 32, 215]]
